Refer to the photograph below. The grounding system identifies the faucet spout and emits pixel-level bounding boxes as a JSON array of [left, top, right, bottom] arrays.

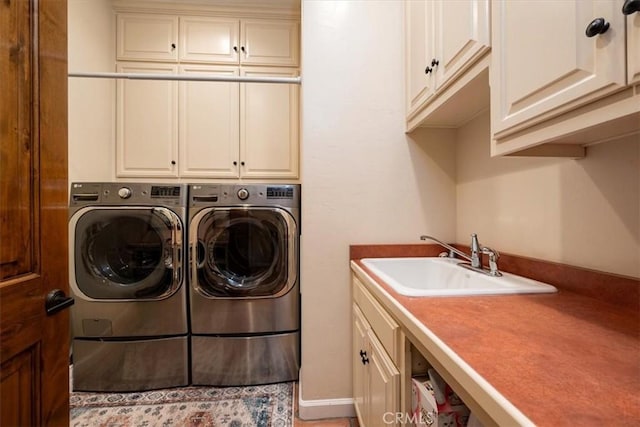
[[419, 235, 472, 263], [470, 233, 483, 269]]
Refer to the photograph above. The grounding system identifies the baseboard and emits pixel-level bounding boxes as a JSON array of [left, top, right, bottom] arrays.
[[298, 395, 356, 420]]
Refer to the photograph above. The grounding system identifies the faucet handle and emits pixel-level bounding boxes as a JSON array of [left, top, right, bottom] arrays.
[[481, 246, 502, 277]]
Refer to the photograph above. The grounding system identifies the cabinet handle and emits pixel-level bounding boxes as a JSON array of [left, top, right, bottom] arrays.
[[585, 18, 610, 37], [241, 46, 246, 53], [425, 66, 433, 74], [431, 58, 439, 67], [171, 43, 176, 50], [241, 161, 245, 166], [171, 160, 176, 165], [233, 161, 238, 166], [359, 349, 369, 365], [233, 46, 238, 52], [623, 0, 640, 14]]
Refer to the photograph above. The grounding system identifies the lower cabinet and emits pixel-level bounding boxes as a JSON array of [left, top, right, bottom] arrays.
[[352, 276, 401, 426]]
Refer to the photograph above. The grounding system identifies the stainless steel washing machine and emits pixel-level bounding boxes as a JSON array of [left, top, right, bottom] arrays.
[[69, 182, 188, 391], [188, 183, 300, 385]]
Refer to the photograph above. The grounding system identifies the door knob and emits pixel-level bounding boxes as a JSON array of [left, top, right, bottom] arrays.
[[623, 0, 640, 14], [585, 18, 610, 37], [45, 289, 74, 316]]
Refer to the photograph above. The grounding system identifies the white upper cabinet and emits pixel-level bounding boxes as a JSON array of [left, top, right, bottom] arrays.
[[240, 67, 299, 179], [117, 14, 178, 62], [491, 0, 626, 138], [177, 16, 299, 66], [178, 65, 240, 178], [116, 63, 178, 178], [490, 0, 640, 157], [179, 17, 239, 64], [405, 0, 490, 130], [240, 20, 300, 66]]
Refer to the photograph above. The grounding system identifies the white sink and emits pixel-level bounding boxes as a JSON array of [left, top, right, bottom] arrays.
[[360, 257, 557, 297]]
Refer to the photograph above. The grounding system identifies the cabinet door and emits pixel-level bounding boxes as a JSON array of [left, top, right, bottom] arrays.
[[628, 12, 640, 85], [179, 17, 239, 64], [491, 0, 626, 136], [406, 0, 435, 115], [353, 305, 370, 427], [117, 14, 178, 61], [116, 63, 178, 177], [240, 68, 299, 179], [179, 65, 240, 178], [435, 0, 489, 89], [240, 20, 300, 66], [367, 329, 401, 426]]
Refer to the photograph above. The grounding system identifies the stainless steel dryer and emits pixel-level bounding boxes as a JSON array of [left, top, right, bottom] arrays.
[[189, 183, 300, 385], [69, 182, 188, 391]]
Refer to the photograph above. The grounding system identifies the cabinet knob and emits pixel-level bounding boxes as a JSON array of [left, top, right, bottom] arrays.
[[171, 43, 176, 50], [585, 18, 610, 37], [431, 58, 439, 67], [623, 0, 640, 14], [241, 46, 246, 53], [233, 46, 238, 52], [241, 161, 245, 166], [425, 66, 433, 75], [233, 161, 238, 166], [171, 160, 176, 165]]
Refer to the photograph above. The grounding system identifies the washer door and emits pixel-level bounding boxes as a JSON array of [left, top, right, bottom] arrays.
[[70, 207, 183, 300], [191, 207, 297, 298]]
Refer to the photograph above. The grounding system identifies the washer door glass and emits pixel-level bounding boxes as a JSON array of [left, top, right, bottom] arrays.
[[195, 208, 296, 298], [73, 207, 182, 300]]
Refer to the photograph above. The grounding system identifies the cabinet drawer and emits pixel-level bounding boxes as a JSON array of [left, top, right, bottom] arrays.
[[353, 276, 400, 363]]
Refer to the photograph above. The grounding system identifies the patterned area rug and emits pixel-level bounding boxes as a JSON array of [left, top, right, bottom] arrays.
[[70, 382, 294, 427]]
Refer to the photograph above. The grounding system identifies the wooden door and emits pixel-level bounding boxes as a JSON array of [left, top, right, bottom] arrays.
[[1, 0, 70, 425], [491, 0, 626, 136]]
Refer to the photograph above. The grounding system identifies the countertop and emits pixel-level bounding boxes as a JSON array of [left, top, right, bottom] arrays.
[[350, 245, 640, 426]]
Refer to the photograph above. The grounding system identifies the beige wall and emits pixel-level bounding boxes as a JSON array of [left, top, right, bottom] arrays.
[[299, 0, 457, 412], [68, 0, 115, 183], [456, 110, 640, 278]]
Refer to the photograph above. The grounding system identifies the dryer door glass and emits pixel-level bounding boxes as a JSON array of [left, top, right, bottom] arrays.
[[195, 208, 296, 298], [73, 207, 183, 300]]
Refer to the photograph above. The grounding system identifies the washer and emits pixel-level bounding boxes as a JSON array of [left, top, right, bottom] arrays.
[[188, 183, 300, 385], [69, 182, 188, 391]]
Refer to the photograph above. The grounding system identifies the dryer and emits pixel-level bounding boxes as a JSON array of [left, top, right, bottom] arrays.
[[188, 184, 300, 385], [69, 183, 188, 391]]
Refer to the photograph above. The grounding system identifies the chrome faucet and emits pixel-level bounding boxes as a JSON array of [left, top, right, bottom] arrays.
[[420, 234, 502, 277]]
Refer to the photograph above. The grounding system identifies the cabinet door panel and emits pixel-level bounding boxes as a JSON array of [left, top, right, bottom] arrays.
[[406, 0, 435, 114], [368, 331, 400, 427], [240, 68, 299, 179], [116, 63, 178, 177], [436, 0, 489, 88], [240, 20, 299, 66], [117, 14, 178, 61], [628, 13, 640, 85], [179, 65, 239, 178], [353, 305, 369, 427], [491, 0, 626, 135], [179, 17, 239, 64]]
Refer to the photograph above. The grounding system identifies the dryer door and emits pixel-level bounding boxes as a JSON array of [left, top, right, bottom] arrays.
[[192, 207, 297, 298], [70, 207, 183, 300]]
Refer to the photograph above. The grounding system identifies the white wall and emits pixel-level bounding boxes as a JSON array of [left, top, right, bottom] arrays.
[[68, 0, 115, 183], [456, 111, 640, 278], [299, 0, 457, 416]]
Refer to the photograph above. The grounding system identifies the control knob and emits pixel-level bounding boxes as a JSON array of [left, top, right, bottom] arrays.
[[237, 188, 250, 200], [118, 187, 132, 199]]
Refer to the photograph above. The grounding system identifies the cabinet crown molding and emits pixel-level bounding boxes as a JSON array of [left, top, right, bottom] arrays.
[[112, 0, 300, 19]]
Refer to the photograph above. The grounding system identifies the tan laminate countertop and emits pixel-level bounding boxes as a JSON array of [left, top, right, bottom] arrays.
[[351, 256, 640, 426]]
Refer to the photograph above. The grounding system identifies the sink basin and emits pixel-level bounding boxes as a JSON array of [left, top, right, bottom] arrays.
[[360, 257, 557, 297]]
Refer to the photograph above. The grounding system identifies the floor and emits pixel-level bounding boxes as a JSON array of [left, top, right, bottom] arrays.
[[293, 384, 359, 427]]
